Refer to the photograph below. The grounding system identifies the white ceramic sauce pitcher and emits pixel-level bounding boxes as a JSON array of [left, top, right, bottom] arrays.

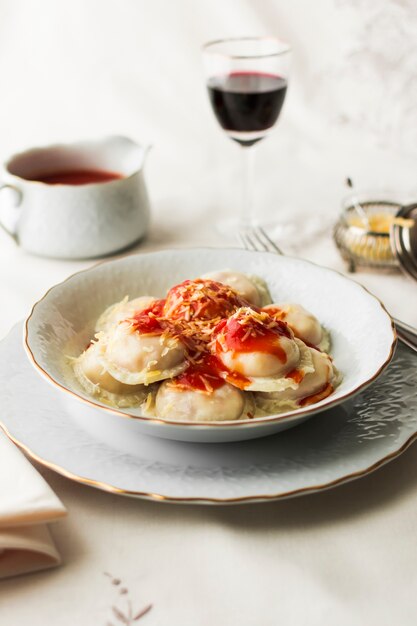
[[0, 136, 151, 259]]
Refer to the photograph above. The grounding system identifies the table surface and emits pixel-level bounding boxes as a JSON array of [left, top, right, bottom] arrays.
[[1, 1, 417, 624]]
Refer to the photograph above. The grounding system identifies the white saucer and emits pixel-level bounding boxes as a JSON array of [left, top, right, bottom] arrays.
[[2, 323, 417, 504]]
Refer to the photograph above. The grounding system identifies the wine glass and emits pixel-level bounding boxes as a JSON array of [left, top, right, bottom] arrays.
[[202, 36, 291, 232]]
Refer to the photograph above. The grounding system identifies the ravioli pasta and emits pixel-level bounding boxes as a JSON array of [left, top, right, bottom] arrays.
[[72, 270, 340, 422]]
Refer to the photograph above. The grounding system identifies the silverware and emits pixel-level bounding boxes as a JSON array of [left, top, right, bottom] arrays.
[[238, 225, 283, 255], [394, 330, 417, 353], [394, 317, 417, 338], [238, 225, 417, 354], [393, 317, 417, 350]]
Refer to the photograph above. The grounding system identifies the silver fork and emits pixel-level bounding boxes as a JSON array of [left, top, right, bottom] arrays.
[[239, 225, 417, 353], [238, 225, 283, 255]]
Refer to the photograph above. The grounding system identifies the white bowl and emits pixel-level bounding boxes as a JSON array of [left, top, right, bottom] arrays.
[[24, 248, 396, 443]]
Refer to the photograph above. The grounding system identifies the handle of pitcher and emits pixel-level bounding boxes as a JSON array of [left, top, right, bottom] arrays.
[[0, 183, 22, 243]]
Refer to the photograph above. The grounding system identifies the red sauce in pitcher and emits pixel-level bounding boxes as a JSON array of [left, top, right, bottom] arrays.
[[25, 169, 123, 185]]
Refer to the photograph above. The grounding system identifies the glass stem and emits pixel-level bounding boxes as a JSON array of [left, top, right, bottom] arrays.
[[240, 144, 256, 227]]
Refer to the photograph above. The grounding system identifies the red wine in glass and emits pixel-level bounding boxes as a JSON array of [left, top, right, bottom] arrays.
[[207, 72, 288, 146], [203, 37, 291, 231]]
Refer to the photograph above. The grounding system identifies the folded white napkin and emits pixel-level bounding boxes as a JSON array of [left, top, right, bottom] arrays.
[[0, 432, 67, 578]]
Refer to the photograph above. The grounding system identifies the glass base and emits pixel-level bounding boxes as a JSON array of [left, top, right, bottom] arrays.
[[214, 217, 286, 249], [214, 217, 259, 236], [214, 214, 335, 255]]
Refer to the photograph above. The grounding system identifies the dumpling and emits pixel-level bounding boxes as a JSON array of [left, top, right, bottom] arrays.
[[154, 379, 254, 422], [163, 279, 244, 320], [263, 303, 329, 351], [256, 347, 338, 411], [95, 296, 156, 332], [212, 307, 306, 392], [201, 269, 271, 307], [72, 337, 146, 407], [102, 321, 186, 385]]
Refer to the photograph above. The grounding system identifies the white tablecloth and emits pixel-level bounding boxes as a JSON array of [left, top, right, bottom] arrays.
[[1, 0, 417, 624]]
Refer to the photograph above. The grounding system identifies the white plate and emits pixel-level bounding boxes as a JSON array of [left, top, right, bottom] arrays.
[[24, 248, 396, 443], [3, 323, 416, 503]]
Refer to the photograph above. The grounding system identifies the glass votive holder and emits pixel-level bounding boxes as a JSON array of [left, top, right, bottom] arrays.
[[333, 192, 402, 272]]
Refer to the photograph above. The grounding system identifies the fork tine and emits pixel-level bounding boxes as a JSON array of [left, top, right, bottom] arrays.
[[239, 229, 263, 252], [239, 228, 265, 252], [254, 226, 283, 255], [238, 230, 254, 251], [239, 226, 284, 255], [247, 228, 268, 252]]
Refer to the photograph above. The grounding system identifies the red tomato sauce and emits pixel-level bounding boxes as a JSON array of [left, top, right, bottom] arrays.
[[164, 279, 245, 320], [29, 169, 123, 185], [299, 383, 333, 407], [175, 355, 225, 392], [131, 299, 166, 334], [214, 316, 291, 364], [285, 368, 304, 384]]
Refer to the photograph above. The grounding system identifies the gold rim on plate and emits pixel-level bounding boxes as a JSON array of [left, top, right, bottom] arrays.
[[2, 419, 416, 503]]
